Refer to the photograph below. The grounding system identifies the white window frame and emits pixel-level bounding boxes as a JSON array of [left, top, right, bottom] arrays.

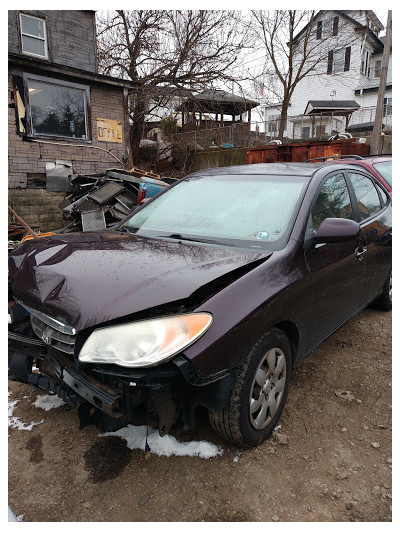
[[19, 13, 48, 59], [383, 97, 392, 117], [374, 59, 382, 78]]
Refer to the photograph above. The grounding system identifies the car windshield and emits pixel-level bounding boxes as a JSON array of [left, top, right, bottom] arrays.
[[373, 160, 392, 187], [122, 174, 308, 250]]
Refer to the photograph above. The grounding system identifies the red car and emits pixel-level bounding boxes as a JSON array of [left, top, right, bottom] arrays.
[[307, 156, 392, 195]]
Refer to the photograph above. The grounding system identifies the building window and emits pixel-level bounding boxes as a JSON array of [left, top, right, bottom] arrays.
[[317, 17, 338, 39], [360, 47, 371, 77], [302, 126, 310, 138], [267, 114, 280, 133], [374, 59, 382, 78], [327, 47, 351, 74], [333, 49, 345, 73], [15, 74, 90, 140], [19, 13, 48, 59], [383, 97, 392, 117], [315, 125, 326, 137]]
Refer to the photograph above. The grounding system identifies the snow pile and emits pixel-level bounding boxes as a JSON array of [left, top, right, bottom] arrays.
[[101, 424, 223, 459], [33, 394, 66, 411], [8, 395, 43, 431]]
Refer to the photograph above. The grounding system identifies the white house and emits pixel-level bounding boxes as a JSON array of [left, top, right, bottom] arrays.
[[257, 10, 391, 140]]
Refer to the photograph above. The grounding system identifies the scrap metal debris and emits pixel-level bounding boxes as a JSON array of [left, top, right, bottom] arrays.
[[57, 167, 170, 233]]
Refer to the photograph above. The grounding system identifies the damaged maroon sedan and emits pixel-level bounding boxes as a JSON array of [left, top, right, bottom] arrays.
[[8, 163, 392, 447]]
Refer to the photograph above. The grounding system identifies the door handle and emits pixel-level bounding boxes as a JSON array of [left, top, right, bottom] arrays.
[[355, 247, 367, 261]]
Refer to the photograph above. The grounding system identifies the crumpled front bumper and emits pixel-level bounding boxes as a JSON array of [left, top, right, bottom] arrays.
[[8, 324, 234, 434], [8, 330, 123, 421]]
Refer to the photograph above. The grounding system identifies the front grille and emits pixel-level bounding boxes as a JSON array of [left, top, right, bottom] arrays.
[[30, 314, 76, 355]]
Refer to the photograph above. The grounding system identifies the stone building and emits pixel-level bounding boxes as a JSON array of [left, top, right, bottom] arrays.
[[8, 10, 137, 230]]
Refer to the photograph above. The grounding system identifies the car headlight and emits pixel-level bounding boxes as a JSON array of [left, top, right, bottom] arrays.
[[78, 313, 213, 368]]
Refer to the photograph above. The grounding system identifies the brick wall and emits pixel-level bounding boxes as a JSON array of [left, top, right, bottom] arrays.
[[8, 10, 97, 73], [8, 189, 67, 231]]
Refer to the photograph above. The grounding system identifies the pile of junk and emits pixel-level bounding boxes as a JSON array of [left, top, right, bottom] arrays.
[[57, 167, 173, 233], [8, 167, 174, 250]]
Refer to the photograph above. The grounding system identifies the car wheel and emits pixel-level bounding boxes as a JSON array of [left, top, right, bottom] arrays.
[[372, 271, 392, 311], [209, 328, 292, 448]]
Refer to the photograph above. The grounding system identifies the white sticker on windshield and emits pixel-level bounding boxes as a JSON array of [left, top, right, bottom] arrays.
[[249, 231, 269, 240]]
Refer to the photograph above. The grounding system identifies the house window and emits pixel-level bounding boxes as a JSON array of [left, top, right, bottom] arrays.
[[267, 114, 280, 133], [374, 59, 382, 78], [327, 47, 351, 74], [383, 97, 392, 117], [302, 127, 310, 138], [360, 47, 371, 77], [315, 125, 326, 137], [333, 49, 345, 73], [20, 13, 48, 59], [317, 17, 338, 39], [23, 75, 90, 139]]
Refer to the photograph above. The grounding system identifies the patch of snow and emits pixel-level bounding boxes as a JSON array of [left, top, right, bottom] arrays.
[[33, 394, 66, 411], [100, 424, 223, 459], [8, 398, 43, 431], [233, 449, 243, 462]]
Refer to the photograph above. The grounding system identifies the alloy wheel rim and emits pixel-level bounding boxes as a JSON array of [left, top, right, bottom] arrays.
[[249, 347, 286, 430]]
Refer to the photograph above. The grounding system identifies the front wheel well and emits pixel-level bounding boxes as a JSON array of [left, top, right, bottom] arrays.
[[273, 320, 299, 367]]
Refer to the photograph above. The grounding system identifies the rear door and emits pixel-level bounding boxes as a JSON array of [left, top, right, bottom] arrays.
[[345, 170, 392, 305]]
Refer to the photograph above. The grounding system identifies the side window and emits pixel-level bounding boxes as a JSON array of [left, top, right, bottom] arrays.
[[348, 173, 382, 221], [312, 174, 353, 230]]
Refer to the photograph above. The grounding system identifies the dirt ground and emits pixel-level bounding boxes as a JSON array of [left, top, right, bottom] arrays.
[[8, 307, 392, 522]]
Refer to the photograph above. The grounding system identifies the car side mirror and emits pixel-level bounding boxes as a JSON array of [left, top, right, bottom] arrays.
[[313, 218, 361, 244]]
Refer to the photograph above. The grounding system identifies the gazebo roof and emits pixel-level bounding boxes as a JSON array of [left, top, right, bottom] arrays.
[[177, 89, 259, 115]]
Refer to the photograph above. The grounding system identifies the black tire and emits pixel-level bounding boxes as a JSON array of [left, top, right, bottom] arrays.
[[372, 271, 392, 311], [209, 328, 292, 448]]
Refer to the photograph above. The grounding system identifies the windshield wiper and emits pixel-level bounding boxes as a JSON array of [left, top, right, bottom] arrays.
[[114, 226, 136, 234], [158, 233, 234, 246]]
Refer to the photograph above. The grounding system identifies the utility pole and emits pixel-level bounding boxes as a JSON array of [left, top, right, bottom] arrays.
[[370, 11, 392, 154]]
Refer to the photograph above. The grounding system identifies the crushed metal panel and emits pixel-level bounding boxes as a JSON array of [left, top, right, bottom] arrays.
[[81, 209, 106, 232], [113, 201, 130, 215], [115, 190, 137, 210], [46, 161, 73, 192], [76, 198, 101, 214], [88, 181, 125, 205]]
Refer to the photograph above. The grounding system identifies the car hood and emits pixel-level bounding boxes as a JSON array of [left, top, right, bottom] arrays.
[[9, 232, 271, 331]]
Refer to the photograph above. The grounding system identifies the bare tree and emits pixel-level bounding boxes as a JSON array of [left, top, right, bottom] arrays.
[[97, 10, 250, 162], [251, 10, 359, 140]]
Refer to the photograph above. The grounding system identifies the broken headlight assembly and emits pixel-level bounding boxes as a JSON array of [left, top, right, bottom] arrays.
[[78, 313, 213, 368]]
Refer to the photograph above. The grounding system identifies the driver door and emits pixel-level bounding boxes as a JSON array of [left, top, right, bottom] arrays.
[[303, 172, 367, 349]]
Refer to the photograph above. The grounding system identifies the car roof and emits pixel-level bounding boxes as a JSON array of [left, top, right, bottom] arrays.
[[325, 156, 391, 164], [361, 156, 392, 163], [188, 162, 327, 179]]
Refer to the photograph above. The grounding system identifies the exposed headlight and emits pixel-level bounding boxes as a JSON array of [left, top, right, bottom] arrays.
[[78, 313, 213, 368]]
